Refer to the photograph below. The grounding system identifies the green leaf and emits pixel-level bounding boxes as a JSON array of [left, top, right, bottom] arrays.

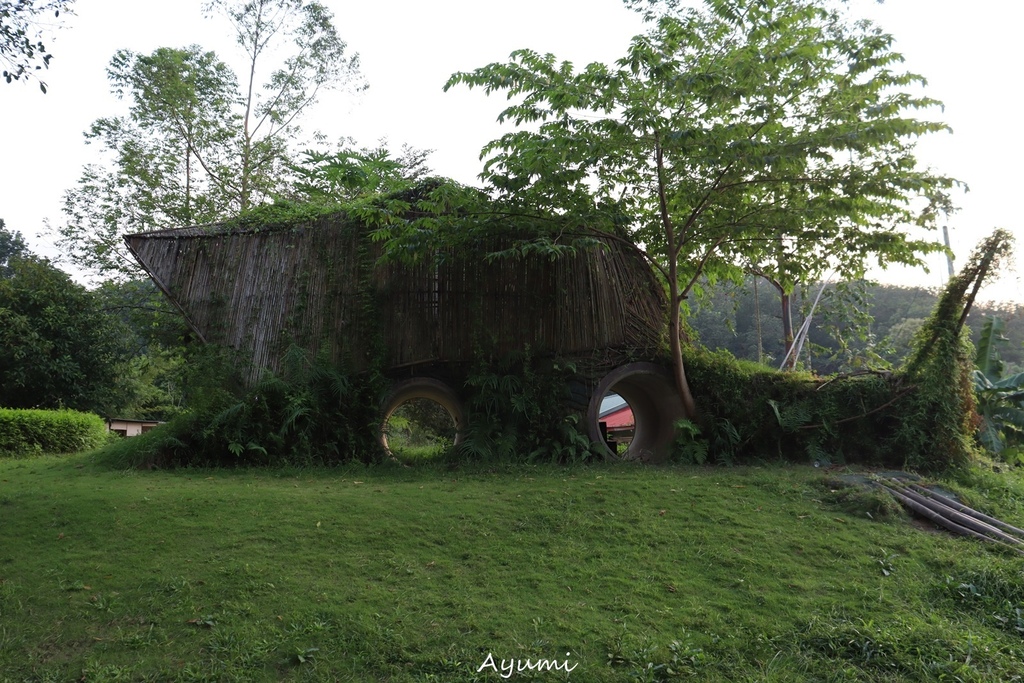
[[976, 315, 1007, 380]]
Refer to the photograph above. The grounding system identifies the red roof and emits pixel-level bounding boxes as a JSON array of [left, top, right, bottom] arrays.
[[602, 405, 634, 430]]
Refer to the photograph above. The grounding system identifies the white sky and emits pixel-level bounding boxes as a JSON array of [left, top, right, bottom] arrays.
[[1, 0, 1021, 304]]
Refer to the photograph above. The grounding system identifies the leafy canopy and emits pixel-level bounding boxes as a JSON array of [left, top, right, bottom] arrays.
[[289, 143, 433, 204], [54, 0, 363, 281], [0, 256, 131, 414], [0, 0, 73, 91], [447, 0, 954, 296], [445, 0, 957, 412], [0, 218, 29, 277]]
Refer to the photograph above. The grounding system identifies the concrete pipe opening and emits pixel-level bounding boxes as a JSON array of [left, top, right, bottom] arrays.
[[380, 378, 465, 458], [587, 362, 686, 462]]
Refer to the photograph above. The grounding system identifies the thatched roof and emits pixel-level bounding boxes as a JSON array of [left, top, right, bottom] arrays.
[[125, 213, 666, 378]]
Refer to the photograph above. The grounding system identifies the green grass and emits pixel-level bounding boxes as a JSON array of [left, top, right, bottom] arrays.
[[3, 455, 1024, 681]]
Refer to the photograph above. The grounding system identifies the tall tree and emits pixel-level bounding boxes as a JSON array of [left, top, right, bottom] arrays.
[[106, 46, 240, 226], [0, 256, 130, 413], [55, 0, 363, 280], [57, 46, 239, 277], [0, 218, 29, 277], [204, 0, 364, 212], [445, 0, 955, 416], [1, 0, 73, 91]]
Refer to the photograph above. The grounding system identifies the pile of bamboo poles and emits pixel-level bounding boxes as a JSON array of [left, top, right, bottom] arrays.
[[877, 477, 1024, 555]]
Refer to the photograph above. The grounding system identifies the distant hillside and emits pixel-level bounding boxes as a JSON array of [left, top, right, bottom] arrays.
[[688, 279, 1024, 373]]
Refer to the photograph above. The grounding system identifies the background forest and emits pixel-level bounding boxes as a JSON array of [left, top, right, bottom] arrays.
[[689, 279, 1024, 374]]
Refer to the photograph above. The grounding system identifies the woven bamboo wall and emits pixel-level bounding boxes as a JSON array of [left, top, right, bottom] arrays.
[[125, 213, 666, 378]]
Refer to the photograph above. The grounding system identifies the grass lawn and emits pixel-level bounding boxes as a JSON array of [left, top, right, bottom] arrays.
[[2, 453, 1024, 681]]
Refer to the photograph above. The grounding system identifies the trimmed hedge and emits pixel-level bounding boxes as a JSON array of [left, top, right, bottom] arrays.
[[0, 408, 108, 456]]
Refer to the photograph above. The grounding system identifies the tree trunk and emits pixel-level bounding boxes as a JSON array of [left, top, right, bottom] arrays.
[[655, 134, 698, 419], [184, 138, 192, 225], [753, 275, 764, 364], [669, 291, 698, 419], [780, 289, 795, 370], [758, 274, 794, 370], [239, 7, 261, 214]]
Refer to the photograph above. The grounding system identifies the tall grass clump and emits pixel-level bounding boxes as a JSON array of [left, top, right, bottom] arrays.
[[0, 407, 108, 456], [96, 345, 387, 468]]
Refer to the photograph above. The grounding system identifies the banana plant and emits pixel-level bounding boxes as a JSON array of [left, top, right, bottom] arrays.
[[974, 316, 1024, 462]]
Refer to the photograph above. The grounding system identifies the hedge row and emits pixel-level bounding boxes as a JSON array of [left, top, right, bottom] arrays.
[[0, 408, 108, 456]]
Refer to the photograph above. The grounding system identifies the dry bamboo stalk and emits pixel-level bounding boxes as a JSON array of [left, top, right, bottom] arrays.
[[885, 479, 1024, 547], [128, 226, 667, 380], [904, 481, 1024, 540], [880, 484, 1024, 555]]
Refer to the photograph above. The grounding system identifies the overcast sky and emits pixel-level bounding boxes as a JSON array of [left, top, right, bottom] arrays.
[[1, 0, 1021, 303]]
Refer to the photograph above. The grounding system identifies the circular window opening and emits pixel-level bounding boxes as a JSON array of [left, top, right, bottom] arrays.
[[383, 397, 457, 461], [597, 392, 634, 456], [587, 363, 685, 462], [380, 378, 465, 462]]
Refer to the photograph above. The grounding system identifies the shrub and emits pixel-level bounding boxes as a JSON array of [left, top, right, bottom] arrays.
[[682, 347, 905, 467], [0, 408, 108, 456], [94, 345, 387, 469], [459, 350, 596, 464]]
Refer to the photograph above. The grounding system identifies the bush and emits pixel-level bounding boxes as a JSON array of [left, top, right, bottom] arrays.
[[0, 408, 108, 456], [682, 346, 905, 467], [459, 350, 596, 464], [94, 345, 387, 469]]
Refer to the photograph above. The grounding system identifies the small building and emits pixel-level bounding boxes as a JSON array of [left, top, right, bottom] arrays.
[[598, 394, 634, 450], [106, 418, 162, 438]]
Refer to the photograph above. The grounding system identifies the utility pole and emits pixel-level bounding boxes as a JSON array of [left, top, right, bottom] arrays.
[[942, 225, 955, 280]]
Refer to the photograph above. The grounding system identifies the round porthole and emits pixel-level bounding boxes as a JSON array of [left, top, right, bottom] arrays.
[[380, 378, 465, 459], [586, 363, 685, 462]]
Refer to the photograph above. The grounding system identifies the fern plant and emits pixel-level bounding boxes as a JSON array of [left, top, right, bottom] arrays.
[[766, 399, 811, 432], [672, 419, 709, 465], [460, 351, 595, 464]]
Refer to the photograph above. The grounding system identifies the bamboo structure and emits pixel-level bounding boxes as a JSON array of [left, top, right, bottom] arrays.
[[124, 213, 667, 381]]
